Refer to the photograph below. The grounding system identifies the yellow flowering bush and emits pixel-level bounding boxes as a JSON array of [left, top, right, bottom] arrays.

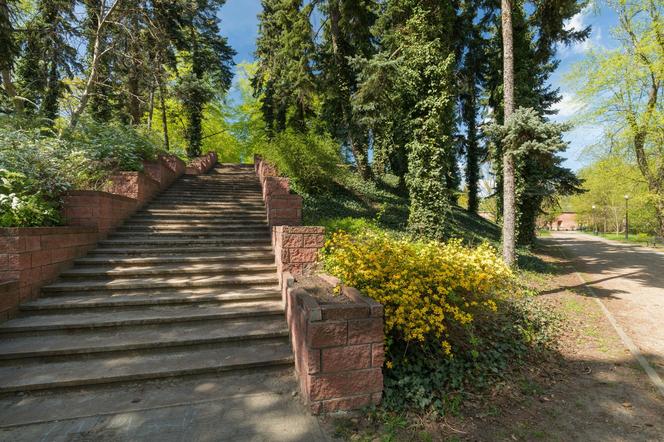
[[323, 231, 514, 356]]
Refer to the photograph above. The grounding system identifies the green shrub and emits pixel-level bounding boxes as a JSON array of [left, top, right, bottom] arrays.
[[67, 121, 159, 172], [0, 170, 61, 227], [256, 129, 340, 192], [323, 231, 559, 414]]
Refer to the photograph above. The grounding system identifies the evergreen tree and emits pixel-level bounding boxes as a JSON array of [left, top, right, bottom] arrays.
[[16, 0, 79, 123], [254, 0, 316, 135], [485, 0, 590, 247], [176, 0, 235, 157], [318, 0, 376, 179], [458, 0, 488, 214], [354, 0, 458, 239]]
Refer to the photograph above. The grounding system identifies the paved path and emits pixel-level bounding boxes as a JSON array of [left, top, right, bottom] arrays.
[[544, 231, 664, 384], [0, 369, 329, 442]]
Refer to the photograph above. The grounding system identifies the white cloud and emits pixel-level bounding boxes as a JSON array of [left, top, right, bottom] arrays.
[[560, 3, 602, 55], [553, 92, 583, 119]]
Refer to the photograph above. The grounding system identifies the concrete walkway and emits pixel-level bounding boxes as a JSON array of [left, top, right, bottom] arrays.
[[0, 368, 329, 442], [543, 232, 664, 385]]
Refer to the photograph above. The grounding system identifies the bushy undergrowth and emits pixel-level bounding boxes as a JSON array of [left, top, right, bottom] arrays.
[[0, 120, 161, 227], [323, 231, 559, 414], [256, 129, 340, 192]]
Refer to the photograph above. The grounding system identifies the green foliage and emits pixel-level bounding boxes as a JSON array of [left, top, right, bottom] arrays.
[[570, 156, 658, 234], [382, 295, 559, 414], [66, 121, 159, 172], [568, 0, 663, 234], [0, 118, 162, 227], [0, 169, 61, 227], [487, 108, 583, 245], [256, 129, 340, 192], [324, 230, 559, 414]]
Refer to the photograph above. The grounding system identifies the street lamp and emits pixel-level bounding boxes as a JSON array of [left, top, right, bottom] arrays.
[[624, 195, 630, 240], [592, 205, 596, 234]]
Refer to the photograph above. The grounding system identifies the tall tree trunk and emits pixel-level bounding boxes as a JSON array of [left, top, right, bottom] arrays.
[[501, 0, 516, 266], [158, 76, 170, 151], [0, 0, 23, 115], [1, 69, 23, 115]]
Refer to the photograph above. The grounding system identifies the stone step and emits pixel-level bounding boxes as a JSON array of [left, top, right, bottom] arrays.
[[148, 200, 266, 206], [116, 224, 268, 232], [0, 367, 295, 429], [0, 316, 288, 360], [97, 238, 271, 247], [122, 219, 267, 226], [128, 214, 268, 222], [87, 245, 274, 256], [0, 338, 292, 393], [0, 300, 283, 333], [42, 273, 278, 293], [138, 208, 267, 214], [59, 262, 277, 279], [74, 252, 275, 266], [136, 212, 268, 219], [109, 230, 269, 239], [20, 287, 281, 312]]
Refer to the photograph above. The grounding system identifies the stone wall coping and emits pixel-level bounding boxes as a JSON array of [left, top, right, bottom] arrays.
[[64, 190, 137, 203], [290, 273, 382, 321], [273, 226, 325, 234], [0, 226, 98, 237], [111, 171, 161, 187]]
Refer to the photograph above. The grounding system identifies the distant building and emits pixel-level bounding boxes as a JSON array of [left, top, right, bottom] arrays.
[[540, 212, 578, 231]]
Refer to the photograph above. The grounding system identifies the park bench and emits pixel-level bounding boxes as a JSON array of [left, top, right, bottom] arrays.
[[647, 236, 664, 247]]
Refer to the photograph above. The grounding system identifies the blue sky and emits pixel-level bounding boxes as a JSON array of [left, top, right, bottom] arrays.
[[219, 0, 617, 172]]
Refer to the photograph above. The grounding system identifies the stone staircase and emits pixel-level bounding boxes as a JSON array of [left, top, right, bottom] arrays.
[[0, 164, 293, 395]]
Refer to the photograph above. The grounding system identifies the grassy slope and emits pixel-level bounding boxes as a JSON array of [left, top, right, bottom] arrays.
[[294, 172, 501, 244]]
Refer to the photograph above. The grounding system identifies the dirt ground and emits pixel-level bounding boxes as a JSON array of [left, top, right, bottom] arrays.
[[322, 244, 664, 442]]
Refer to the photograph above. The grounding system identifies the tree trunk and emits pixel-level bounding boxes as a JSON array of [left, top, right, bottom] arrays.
[[1, 69, 23, 115], [158, 77, 170, 151], [501, 0, 516, 266]]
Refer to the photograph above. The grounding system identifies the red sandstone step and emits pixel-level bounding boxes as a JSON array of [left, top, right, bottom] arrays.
[[74, 252, 275, 266], [59, 262, 277, 278], [0, 316, 288, 360], [20, 287, 281, 311], [0, 339, 293, 393], [0, 300, 284, 333], [42, 273, 279, 293], [87, 245, 274, 256]]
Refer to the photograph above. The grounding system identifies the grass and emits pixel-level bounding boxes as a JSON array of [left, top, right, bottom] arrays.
[[587, 231, 657, 246], [295, 171, 501, 244]]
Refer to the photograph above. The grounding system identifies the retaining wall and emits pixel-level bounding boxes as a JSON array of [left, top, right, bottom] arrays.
[[0, 152, 201, 319], [254, 155, 302, 226], [286, 281, 384, 414]]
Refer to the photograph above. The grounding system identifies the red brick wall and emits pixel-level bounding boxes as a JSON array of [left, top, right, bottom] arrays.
[[273, 226, 325, 297], [105, 172, 161, 208], [62, 191, 137, 238], [254, 155, 303, 226], [185, 152, 218, 175], [286, 283, 384, 414], [0, 227, 99, 318], [143, 155, 180, 191]]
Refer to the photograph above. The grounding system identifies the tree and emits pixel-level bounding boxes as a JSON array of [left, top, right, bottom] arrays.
[[458, 0, 488, 214], [501, 0, 516, 265], [488, 107, 583, 244], [571, 0, 663, 235], [318, 0, 376, 179], [353, 1, 458, 240], [570, 157, 658, 235], [253, 0, 316, 135], [15, 0, 80, 124], [0, 0, 23, 114]]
